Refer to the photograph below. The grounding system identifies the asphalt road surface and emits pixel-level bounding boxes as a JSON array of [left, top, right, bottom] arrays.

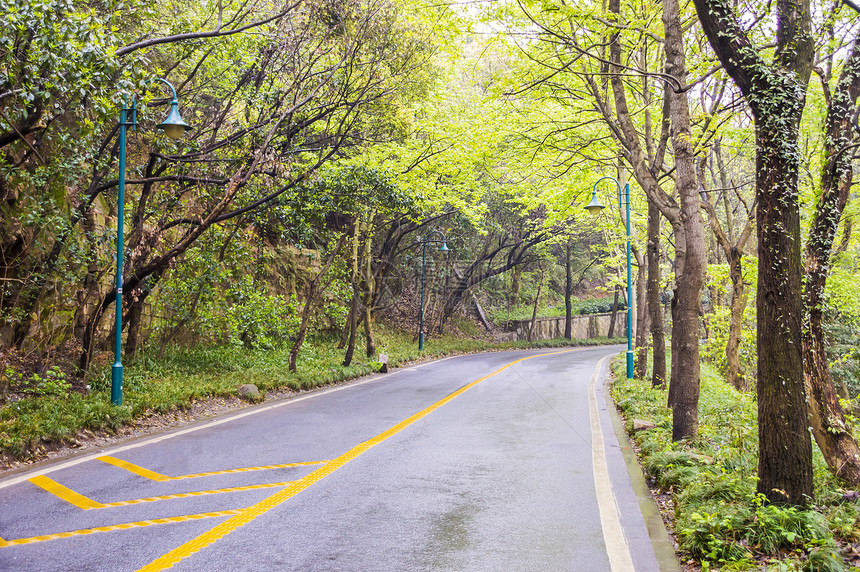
[[0, 346, 673, 571]]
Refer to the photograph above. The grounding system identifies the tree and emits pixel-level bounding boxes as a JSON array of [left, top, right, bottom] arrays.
[[802, 29, 860, 483], [692, 0, 816, 504]]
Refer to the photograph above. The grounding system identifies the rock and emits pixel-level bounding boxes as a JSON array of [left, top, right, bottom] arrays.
[[688, 453, 715, 465], [237, 384, 262, 403], [632, 419, 656, 431], [842, 490, 860, 502]]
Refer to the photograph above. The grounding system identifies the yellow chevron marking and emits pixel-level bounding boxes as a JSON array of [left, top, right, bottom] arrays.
[[98, 456, 327, 481], [138, 350, 577, 571], [0, 510, 241, 547], [101, 482, 295, 507], [98, 456, 170, 481], [29, 472, 296, 509], [28, 475, 106, 510]]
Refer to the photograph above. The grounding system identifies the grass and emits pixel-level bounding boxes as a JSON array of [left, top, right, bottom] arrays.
[[0, 325, 623, 464], [612, 359, 858, 571]]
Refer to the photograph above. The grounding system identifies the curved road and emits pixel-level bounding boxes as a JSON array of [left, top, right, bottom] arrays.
[[0, 346, 675, 571]]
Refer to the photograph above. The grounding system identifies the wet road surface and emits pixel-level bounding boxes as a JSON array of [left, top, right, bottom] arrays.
[[0, 346, 668, 571]]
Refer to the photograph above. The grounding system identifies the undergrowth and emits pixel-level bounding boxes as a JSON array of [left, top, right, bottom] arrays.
[[0, 327, 622, 463], [612, 360, 859, 571]]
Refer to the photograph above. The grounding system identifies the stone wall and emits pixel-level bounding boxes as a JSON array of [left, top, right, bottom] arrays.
[[505, 312, 627, 341]]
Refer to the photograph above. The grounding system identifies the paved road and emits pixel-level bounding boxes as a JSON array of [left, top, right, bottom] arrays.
[[0, 346, 671, 571]]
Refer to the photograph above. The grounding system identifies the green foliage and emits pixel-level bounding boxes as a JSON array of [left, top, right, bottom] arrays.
[[0, 393, 130, 459], [577, 296, 626, 315], [488, 296, 625, 322], [613, 359, 849, 570]]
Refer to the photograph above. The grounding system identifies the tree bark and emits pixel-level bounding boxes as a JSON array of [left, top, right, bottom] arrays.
[[647, 202, 666, 388], [634, 247, 649, 378], [607, 286, 620, 338], [528, 264, 544, 343], [662, 0, 706, 441]]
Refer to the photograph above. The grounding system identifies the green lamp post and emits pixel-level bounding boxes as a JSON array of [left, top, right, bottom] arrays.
[[418, 230, 449, 351], [111, 78, 191, 405], [585, 176, 634, 379]]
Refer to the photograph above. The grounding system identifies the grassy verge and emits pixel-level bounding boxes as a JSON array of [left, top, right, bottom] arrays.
[[0, 327, 622, 464], [612, 359, 858, 571]]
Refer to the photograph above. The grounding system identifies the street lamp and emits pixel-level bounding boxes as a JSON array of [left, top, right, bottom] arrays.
[[418, 230, 449, 351], [111, 78, 191, 405], [585, 176, 634, 379]]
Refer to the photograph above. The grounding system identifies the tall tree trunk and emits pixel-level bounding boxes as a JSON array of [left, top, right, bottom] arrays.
[[647, 202, 666, 388], [803, 37, 860, 484], [342, 294, 358, 366], [528, 264, 544, 342], [663, 0, 706, 441], [564, 240, 573, 340], [726, 248, 748, 390], [634, 248, 649, 378], [362, 212, 376, 358], [607, 0, 703, 440], [343, 219, 361, 367], [607, 286, 620, 338], [693, 0, 815, 506], [754, 117, 813, 505]]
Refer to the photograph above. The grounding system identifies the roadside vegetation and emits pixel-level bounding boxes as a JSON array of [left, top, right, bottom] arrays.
[[613, 359, 859, 571]]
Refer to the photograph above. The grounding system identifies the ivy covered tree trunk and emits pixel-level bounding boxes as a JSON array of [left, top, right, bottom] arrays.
[[802, 36, 860, 484], [692, 0, 815, 504], [754, 111, 813, 505]]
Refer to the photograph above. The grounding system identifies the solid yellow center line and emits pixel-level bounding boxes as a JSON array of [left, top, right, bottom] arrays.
[[98, 456, 327, 481], [28, 475, 106, 510], [0, 510, 242, 547], [138, 350, 576, 571]]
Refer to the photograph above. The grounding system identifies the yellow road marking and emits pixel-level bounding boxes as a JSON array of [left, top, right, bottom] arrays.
[[0, 510, 241, 547], [29, 474, 298, 509], [28, 475, 106, 510], [0, 535, 7, 548], [139, 350, 576, 571], [101, 482, 295, 507], [98, 456, 327, 481], [99, 456, 170, 481]]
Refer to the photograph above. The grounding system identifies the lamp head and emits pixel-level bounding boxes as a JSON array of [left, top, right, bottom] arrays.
[[157, 102, 191, 140], [438, 242, 450, 252], [585, 191, 605, 215]]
